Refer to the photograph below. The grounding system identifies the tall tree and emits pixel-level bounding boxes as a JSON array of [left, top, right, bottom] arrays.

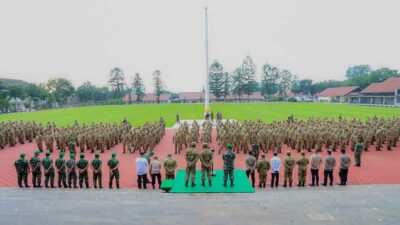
[[221, 72, 232, 99], [47, 78, 75, 107], [208, 60, 224, 101], [7, 84, 25, 111], [291, 79, 313, 95], [108, 67, 126, 98], [346, 65, 371, 79], [0, 81, 10, 112], [132, 73, 145, 103], [232, 68, 245, 98], [153, 70, 165, 104], [278, 70, 294, 96], [241, 56, 257, 98], [260, 63, 280, 98], [76, 81, 96, 103]]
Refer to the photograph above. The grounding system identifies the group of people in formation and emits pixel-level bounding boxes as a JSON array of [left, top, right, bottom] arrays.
[[1, 118, 166, 154]]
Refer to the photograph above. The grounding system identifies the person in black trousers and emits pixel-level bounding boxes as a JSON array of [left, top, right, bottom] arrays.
[[270, 151, 281, 188]]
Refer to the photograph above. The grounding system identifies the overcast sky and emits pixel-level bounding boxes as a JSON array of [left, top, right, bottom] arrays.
[[1, 0, 399, 92]]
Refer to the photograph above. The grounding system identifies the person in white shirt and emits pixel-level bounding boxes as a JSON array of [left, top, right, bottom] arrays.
[[136, 152, 149, 189], [270, 151, 281, 188], [150, 156, 162, 189]]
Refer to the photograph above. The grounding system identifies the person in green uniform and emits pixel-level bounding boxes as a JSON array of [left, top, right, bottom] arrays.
[[199, 143, 213, 187], [66, 153, 78, 188], [67, 134, 77, 153], [222, 143, 236, 187], [55, 151, 68, 188], [296, 151, 309, 187], [42, 150, 55, 188], [185, 142, 198, 187], [283, 151, 296, 187], [108, 152, 120, 189], [91, 152, 103, 188], [14, 152, 30, 188], [354, 138, 363, 167], [256, 153, 270, 188], [163, 154, 177, 179], [77, 153, 90, 188], [29, 150, 42, 188]]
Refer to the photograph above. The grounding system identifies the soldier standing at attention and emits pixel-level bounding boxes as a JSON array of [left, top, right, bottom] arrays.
[[176, 114, 180, 124], [55, 151, 68, 188], [354, 138, 363, 167], [14, 152, 30, 188], [296, 151, 309, 187], [42, 150, 55, 188], [66, 153, 78, 188], [199, 143, 213, 187], [108, 152, 120, 189], [185, 142, 198, 187], [77, 153, 90, 188], [309, 149, 322, 186], [163, 154, 177, 179], [256, 153, 270, 188], [91, 152, 103, 188], [222, 143, 236, 187], [322, 149, 336, 186], [339, 149, 351, 186], [283, 151, 296, 187], [29, 150, 42, 188], [35, 133, 44, 152]]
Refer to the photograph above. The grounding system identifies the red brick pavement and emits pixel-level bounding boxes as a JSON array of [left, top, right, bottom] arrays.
[[1, 129, 399, 188]]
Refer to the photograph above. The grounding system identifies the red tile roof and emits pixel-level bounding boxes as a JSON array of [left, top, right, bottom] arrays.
[[316, 86, 360, 97], [179, 92, 264, 100], [179, 92, 204, 100], [360, 77, 400, 94], [123, 93, 170, 102]]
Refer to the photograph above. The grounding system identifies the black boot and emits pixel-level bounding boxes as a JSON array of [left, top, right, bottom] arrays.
[[191, 182, 196, 187], [209, 180, 212, 187], [185, 181, 188, 187], [230, 181, 234, 187], [297, 182, 301, 187], [201, 181, 205, 187], [289, 181, 292, 187], [223, 181, 227, 187]]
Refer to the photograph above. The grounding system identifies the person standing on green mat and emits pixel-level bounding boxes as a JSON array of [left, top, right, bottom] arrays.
[[185, 142, 198, 187], [200, 143, 213, 187], [222, 143, 236, 187]]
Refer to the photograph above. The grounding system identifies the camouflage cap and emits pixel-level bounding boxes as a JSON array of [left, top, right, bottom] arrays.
[[80, 153, 85, 158], [111, 152, 117, 157], [45, 150, 51, 156], [301, 151, 305, 156], [202, 143, 208, 148], [70, 153, 76, 158], [261, 153, 266, 157], [34, 150, 40, 156], [149, 150, 155, 156], [20, 152, 26, 157], [191, 142, 197, 147], [59, 151, 65, 157], [95, 152, 100, 157], [286, 151, 291, 156]]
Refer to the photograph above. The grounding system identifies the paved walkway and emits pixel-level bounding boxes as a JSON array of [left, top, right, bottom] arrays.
[[0, 185, 399, 225], [1, 129, 399, 187]]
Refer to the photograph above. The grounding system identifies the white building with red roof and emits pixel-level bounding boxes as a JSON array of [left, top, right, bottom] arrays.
[[348, 77, 400, 105], [315, 86, 361, 102]]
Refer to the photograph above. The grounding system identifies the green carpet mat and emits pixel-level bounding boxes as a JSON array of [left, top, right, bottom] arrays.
[[170, 169, 255, 193]]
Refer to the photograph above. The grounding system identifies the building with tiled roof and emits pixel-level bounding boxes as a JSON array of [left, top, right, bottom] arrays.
[[348, 77, 400, 105], [315, 86, 361, 102], [123, 93, 171, 104]]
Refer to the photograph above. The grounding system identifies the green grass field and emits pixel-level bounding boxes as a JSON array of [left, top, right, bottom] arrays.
[[0, 103, 398, 127]]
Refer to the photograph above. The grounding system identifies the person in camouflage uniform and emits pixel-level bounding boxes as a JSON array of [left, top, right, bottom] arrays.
[[42, 150, 55, 188], [35, 133, 44, 152], [185, 142, 198, 187], [29, 150, 42, 188], [55, 151, 68, 188], [66, 153, 78, 188], [354, 138, 363, 167], [14, 152, 30, 188], [108, 152, 120, 189], [222, 143, 236, 187], [67, 133, 77, 153], [199, 143, 213, 187], [296, 151, 309, 187], [77, 153, 90, 188], [91, 152, 103, 188], [256, 153, 270, 188], [163, 154, 177, 179], [283, 151, 296, 187]]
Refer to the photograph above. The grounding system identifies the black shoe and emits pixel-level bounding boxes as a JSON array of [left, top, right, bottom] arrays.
[[99, 186, 103, 189], [185, 181, 188, 187], [201, 181, 205, 187], [191, 183, 196, 187], [223, 182, 227, 187], [322, 183, 327, 186], [258, 184, 262, 188], [25, 185, 31, 188], [297, 183, 301, 187], [94, 186, 97, 189], [309, 183, 315, 187], [230, 182, 234, 187], [209, 181, 212, 187]]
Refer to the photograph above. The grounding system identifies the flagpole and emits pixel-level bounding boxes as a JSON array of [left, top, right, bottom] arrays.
[[204, 7, 210, 115]]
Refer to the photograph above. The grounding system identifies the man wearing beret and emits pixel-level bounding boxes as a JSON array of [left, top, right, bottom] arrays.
[[55, 151, 68, 188], [42, 150, 55, 188], [91, 152, 103, 188], [14, 152, 30, 188], [77, 153, 90, 188], [108, 152, 120, 189], [222, 143, 236, 187], [66, 153, 78, 188], [29, 150, 42, 188]]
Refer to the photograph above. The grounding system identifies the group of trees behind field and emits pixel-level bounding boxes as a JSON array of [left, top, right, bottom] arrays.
[[0, 59, 399, 113]]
